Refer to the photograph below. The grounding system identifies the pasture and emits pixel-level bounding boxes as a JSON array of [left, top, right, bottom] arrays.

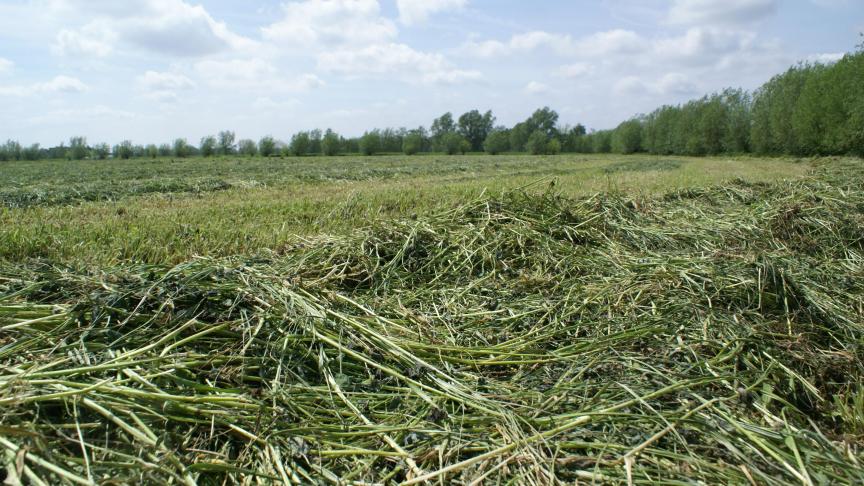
[[1, 154, 862, 485]]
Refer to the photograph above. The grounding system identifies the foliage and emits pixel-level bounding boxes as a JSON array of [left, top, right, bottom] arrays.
[[200, 136, 217, 157], [68, 136, 88, 160], [612, 119, 644, 154], [440, 132, 468, 155], [483, 130, 510, 155], [359, 130, 381, 156], [115, 140, 134, 160], [289, 132, 311, 156], [458, 109, 495, 152], [322, 129, 341, 156], [238, 139, 258, 157], [93, 143, 110, 160], [218, 130, 236, 156], [402, 130, 423, 155], [173, 138, 190, 158], [258, 136, 277, 157]]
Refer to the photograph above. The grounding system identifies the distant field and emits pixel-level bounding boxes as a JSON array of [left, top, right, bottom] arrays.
[[0, 154, 812, 264]]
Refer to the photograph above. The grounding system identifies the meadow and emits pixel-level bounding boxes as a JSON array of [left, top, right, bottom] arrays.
[[1, 154, 809, 264], [1, 154, 862, 485]]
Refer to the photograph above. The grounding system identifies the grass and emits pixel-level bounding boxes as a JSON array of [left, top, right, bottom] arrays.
[[1, 154, 862, 485], [0, 154, 810, 265]]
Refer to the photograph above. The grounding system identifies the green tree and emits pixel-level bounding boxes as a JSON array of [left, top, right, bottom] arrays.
[[612, 119, 643, 154], [238, 139, 257, 156], [458, 109, 495, 152], [440, 132, 468, 155], [525, 130, 550, 155], [217, 130, 236, 156], [402, 131, 423, 155], [200, 136, 217, 157], [322, 129, 341, 156], [259, 136, 277, 157], [173, 138, 190, 158], [94, 143, 110, 160], [145, 144, 159, 159], [69, 136, 88, 160], [21, 143, 41, 161], [431, 112, 456, 151], [484, 130, 510, 155], [359, 130, 381, 156], [289, 132, 311, 156], [115, 140, 134, 160]]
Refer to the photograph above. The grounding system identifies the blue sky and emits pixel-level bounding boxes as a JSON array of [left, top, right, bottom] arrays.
[[0, 0, 861, 146]]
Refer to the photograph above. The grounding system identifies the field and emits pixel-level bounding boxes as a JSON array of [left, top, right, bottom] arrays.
[[1, 154, 863, 485]]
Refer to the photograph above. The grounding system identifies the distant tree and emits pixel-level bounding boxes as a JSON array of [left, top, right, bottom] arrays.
[[145, 144, 159, 159], [200, 136, 217, 157], [289, 132, 311, 156], [69, 136, 88, 160], [509, 122, 531, 152], [217, 130, 236, 155], [238, 139, 258, 156], [21, 143, 41, 161], [158, 144, 172, 157], [309, 129, 323, 155], [458, 110, 496, 152], [612, 119, 643, 154], [259, 136, 277, 157], [526, 107, 560, 138], [440, 132, 468, 155], [547, 138, 562, 155], [525, 130, 550, 155], [322, 129, 341, 156], [402, 130, 423, 155], [115, 140, 134, 160], [484, 130, 510, 155], [2, 140, 22, 161], [173, 138, 190, 158], [431, 112, 456, 151], [359, 130, 382, 156], [93, 143, 110, 160]]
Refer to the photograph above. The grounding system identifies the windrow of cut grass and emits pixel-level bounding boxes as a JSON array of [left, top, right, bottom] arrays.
[[0, 159, 862, 484]]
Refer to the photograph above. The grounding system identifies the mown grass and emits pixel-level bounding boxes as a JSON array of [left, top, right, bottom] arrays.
[[0, 155, 862, 484], [1, 154, 810, 265]]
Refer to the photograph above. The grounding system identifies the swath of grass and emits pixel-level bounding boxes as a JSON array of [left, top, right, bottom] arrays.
[[0, 158, 860, 484]]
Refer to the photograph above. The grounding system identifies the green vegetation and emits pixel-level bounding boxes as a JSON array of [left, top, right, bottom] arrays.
[[1, 156, 862, 484], [0, 154, 810, 265]]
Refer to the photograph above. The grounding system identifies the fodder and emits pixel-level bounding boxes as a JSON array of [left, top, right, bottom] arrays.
[[0, 161, 862, 484]]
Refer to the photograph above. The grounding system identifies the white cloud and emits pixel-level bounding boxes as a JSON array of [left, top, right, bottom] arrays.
[[458, 29, 644, 58], [53, 24, 114, 57], [396, 0, 467, 25], [262, 0, 396, 47], [49, 0, 255, 58], [35, 75, 89, 94], [195, 59, 324, 92], [524, 81, 549, 95], [0, 58, 13, 74], [558, 63, 595, 78], [318, 42, 481, 85], [0, 75, 88, 97], [614, 73, 699, 96], [575, 29, 644, 56], [136, 71, 196, 102], [805, 52, 845, 63], [667, 0, 778, 26], [26, 105, 134, 125]]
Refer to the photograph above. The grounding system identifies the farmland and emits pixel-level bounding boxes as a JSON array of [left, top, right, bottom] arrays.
[[1, 154, 863, 484]]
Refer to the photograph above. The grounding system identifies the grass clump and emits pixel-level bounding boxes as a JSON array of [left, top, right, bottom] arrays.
[[0, 159, 862, 484]]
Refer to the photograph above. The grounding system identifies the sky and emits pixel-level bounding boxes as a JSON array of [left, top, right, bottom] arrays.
[[0, 0, 861, 146]]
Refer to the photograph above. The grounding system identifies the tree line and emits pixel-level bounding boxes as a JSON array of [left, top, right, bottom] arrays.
[[1, 47, 861, 162]]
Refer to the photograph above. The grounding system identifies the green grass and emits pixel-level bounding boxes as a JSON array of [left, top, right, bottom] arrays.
[[0, 156, 861, 484], [0, 154, 811, 265]]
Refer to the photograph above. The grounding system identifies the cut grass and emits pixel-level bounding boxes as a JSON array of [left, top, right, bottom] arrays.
[[0, 154, 810, 265], [0, 156, 861, 484]]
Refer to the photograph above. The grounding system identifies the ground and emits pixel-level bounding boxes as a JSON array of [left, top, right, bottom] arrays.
[[1, 155, 861, 485]]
